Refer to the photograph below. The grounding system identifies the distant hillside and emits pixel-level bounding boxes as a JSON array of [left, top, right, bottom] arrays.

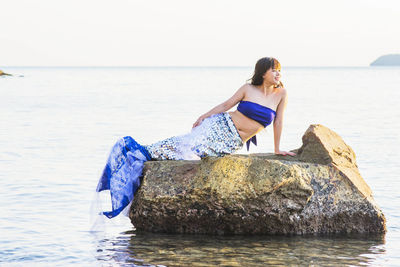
[[370, 54, 400, 66]]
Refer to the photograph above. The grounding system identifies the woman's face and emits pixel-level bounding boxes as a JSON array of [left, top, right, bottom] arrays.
[[262, 68, 281, 86]]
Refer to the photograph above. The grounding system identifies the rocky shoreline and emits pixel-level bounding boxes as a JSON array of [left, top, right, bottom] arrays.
[[0, 70, 12, 76], [129, 125, 386, 235]]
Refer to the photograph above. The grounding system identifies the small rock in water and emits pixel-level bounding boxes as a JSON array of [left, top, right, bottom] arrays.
[[0, 70, 12, 76]]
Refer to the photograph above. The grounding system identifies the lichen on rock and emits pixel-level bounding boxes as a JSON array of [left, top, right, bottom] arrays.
[[129, 124, 386, 235]]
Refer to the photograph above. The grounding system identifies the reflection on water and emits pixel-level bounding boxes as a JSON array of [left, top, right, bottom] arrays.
[[93, 231, 385, 266]]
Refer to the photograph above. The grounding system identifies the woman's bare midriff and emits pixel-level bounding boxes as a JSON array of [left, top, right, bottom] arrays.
[[228, 110, 264, 143]]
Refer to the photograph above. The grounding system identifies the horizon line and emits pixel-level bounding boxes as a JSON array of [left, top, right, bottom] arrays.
[[0, 65, 380, 68]]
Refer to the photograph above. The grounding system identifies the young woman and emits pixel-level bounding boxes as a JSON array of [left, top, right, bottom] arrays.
[[96, 57, 295, 218]]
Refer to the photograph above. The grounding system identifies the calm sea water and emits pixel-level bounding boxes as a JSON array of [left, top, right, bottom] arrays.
[[1, 66, 399, 266]]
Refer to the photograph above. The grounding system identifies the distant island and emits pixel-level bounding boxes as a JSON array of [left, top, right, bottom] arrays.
[[370, 54, 400, 66]]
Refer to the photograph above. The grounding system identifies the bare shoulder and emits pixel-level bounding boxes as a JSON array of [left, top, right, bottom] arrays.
[[279, 87, 287, 95], [235, 83, 252, 96], [239, 83, 253, 91], [278, 87, 288, 98]]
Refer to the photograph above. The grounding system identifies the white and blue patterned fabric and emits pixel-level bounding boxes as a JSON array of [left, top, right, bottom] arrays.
[[145, 112, 243, 160], [96, 112, 243, 218], [96, 136, 151, 218]]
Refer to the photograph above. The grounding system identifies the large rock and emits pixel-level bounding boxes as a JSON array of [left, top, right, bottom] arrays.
[[130, 124, 386, 235]]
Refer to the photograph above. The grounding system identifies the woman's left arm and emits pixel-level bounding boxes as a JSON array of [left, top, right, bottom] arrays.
[[273, 89, 296, 156]]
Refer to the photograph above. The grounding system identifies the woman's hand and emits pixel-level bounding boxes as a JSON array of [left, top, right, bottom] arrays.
[[274, 150, 296, 156], [192, 116, 205, 128]]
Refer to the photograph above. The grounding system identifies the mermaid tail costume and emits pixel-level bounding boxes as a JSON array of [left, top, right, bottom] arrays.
[[96, 112, 243, 218], [96, 101, 276, 218]]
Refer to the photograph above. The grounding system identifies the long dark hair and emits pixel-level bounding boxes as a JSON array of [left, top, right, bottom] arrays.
[[249, 57, 283, 88]]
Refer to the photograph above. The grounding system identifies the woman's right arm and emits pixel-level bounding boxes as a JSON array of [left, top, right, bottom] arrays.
[[192, 84, 247, 128]]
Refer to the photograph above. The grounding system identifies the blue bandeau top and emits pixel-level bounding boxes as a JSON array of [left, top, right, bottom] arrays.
[[237, 101, 276, 151]]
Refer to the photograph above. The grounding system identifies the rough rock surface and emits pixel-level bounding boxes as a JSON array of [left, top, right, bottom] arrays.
[[130, 124, 386, 235]]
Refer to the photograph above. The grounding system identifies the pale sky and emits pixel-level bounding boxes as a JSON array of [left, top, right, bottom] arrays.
[[1, 0, 399, 66]]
